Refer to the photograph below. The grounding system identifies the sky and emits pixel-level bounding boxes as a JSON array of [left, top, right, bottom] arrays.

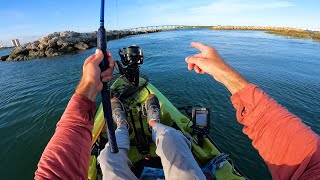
[[0, 0, 319, 46]]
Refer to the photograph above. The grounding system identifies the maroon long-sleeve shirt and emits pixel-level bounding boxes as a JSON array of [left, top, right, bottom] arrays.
[[35, 84, 320, 179], [35, 94, 96, 179]]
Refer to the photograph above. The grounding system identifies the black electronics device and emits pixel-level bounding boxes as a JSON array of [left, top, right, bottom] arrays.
[[192, 107, 210, 147]]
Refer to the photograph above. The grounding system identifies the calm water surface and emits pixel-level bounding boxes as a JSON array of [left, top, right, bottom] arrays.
[[0, 29, 319, 179], [0, 48, 12, 56]]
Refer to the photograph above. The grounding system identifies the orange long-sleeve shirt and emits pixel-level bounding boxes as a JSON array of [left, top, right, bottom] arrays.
[[35, 84, 320, 179], [231, 84, 320, 179]]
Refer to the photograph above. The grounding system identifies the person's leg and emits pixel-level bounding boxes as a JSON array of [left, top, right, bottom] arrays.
[[98, 124, 137, 180], [146, 95, 206, 180], [97, 98, 138, 180]]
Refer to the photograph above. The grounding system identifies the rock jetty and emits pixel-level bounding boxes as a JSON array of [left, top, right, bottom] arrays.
[[3, 29, 162, 61]]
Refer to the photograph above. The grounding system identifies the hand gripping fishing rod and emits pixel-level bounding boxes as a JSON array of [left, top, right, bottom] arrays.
[[97, 0, 119, 153]]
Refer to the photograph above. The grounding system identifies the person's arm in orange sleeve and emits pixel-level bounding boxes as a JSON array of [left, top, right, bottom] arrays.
[[231, 84, 320, 179], [35, 50, 115, 179], [185, 42, 320, 180]]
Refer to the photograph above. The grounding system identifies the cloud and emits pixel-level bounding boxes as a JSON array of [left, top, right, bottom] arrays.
[[190, 0, 295, 14]]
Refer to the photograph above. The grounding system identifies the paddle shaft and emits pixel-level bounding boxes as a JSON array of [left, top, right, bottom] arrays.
[[97, 0, 119, 153]]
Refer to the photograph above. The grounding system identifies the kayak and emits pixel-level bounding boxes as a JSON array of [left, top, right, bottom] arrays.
[[88, 75, 246, 180]]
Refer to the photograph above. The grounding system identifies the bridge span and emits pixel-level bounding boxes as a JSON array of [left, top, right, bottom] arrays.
[[121, 25, 189, 32]]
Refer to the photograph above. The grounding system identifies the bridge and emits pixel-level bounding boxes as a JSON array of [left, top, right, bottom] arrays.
[[121, 25, 194, 32]]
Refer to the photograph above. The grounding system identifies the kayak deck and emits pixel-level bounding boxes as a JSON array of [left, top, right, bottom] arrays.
[[89, 76, 245, 180]]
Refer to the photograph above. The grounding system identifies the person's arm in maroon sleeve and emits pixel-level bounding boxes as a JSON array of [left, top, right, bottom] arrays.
[[35, 49, 115, 180], [35, 94, 96, 180], [185, 42, 320, 179]]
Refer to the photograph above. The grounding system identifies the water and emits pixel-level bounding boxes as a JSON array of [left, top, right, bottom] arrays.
[[0, 29, 319, 179], [0, 48, 12, 56]]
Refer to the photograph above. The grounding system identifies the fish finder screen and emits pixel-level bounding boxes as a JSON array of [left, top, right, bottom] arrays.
[[196, 113, 207, 127]]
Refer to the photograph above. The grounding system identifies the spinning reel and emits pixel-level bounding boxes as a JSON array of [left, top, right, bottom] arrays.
[[115, 45, 144, 86]]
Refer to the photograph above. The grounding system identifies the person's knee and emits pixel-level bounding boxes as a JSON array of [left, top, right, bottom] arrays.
[[163, 127, 184, 139], [163, 127, 187, 141], [98, 146, 130, 168], [156, 128, 191, 152], [97, 146, 111, 164], [155, 124, 183, 137]]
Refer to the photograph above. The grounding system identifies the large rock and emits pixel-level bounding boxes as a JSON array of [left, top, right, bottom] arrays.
[[79, 33, 96, 41], [30, 41, 40, 50], [12, 47, 29, 56], [25, 43, 32, 49], [0, 55, 9, 61], [74, 42, 89, 50], [29, 50, 45, 59], [15, 55, 25, 61], [45, 48, 56, 57], [88, 41, 96, 48], [39, 37, 49, 45], [47, 37, 59, 48], [38, 43, 47, 50], [7, 55, 25, 61], [60, 31, 80, 37], [64, 37, 79, 45], [56, 38, 68, 47], [59, 45, 75, 53], [52, 32, 60, 37]]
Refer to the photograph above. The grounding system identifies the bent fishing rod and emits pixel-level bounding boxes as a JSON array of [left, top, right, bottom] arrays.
[[97, 0, 119, 153]]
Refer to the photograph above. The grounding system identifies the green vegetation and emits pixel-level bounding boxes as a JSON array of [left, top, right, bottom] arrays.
[[202, 25, 320, 40], [266, 30, 320, 40]]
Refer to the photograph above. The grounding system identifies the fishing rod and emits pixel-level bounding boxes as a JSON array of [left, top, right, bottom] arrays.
[[97, 0, 119, 153]]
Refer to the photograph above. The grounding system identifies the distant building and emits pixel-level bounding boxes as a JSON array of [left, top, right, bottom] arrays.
[[11, 39, 21, 47], [15, 39, 21, 46], [11, 40, 17, 47]]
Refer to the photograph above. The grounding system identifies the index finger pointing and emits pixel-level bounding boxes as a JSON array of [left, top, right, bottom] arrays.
[[191, 42, 211, 53]]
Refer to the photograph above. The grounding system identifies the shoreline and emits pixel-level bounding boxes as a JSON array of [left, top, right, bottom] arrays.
[[209, 25, 304, 31], [1, 29, 172, 62], [208, 25, 320, 40], [0, 47, 12, 50]]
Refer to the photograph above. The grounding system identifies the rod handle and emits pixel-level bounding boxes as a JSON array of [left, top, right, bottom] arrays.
[[97, 27, 108, 71]]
